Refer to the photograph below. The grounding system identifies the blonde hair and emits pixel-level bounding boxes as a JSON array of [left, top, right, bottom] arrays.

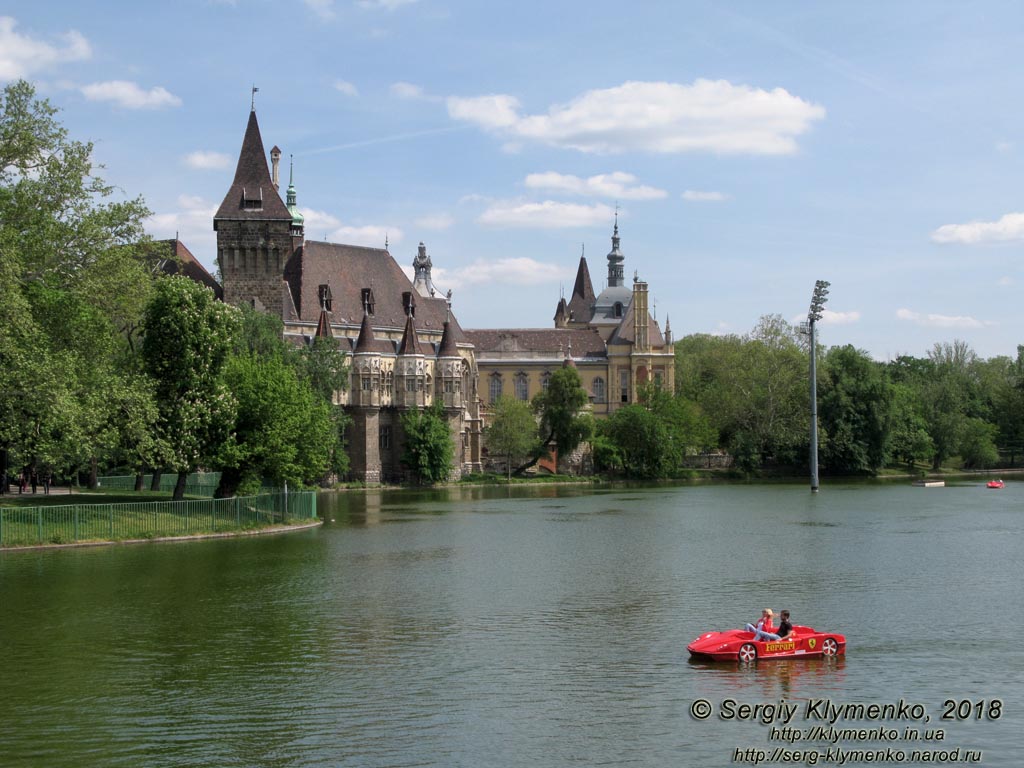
[[764, 608, 774, 617]]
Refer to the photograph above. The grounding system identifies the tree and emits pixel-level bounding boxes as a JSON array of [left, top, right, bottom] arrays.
[[401, 402, 454, 485], [142, 276, 240, 500], [529, 365, 592, 473], [601, 404, 671, 478], [819, 345, 893, 474], [0, 81, 153, 484], [959, 418, 999, 469], [216, 353, 333, 496], [484, 396, 539, 479]]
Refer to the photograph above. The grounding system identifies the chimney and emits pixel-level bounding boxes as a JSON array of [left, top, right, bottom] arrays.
[[270, 145, 282, 190]]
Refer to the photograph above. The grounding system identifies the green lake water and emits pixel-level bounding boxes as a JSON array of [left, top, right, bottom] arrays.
[[1, 482, 1021, 766]]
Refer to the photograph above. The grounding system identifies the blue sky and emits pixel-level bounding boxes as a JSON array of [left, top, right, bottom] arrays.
[[4, 1, 1024, 360]]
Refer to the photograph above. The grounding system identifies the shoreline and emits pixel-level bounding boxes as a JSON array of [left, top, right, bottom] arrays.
[[0, 519, 323, 553]]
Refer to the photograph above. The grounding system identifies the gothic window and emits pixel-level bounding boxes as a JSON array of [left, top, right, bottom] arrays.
[[384, 371, 393, 395], [654, 370, 663, 388], [541, 371, 551, 390], [360, 287, 375, 315], [614, 302, 624, 318], [406, 378, 417, 393], [514, 372, 529, 401], [444, 378, 456, 393], [593, 377, 606, 403], [620, 369, 629, 403], [361, 374, 371, 391], [379, 425, 391, 451], [489, 373, 503, 404]]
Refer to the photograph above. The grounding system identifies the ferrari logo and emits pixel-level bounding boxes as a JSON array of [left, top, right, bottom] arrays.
[[809, 638, 817, 649]]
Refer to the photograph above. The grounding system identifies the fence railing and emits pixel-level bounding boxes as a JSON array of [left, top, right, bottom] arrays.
[[0, 491, 317, 548], [94, 472, 221, 497]]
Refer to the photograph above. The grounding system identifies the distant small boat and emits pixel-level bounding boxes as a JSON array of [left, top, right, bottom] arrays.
[[913, 480, 945, 488], [986, 479, 1005, 489]]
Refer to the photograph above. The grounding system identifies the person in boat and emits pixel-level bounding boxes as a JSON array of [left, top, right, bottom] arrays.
[[744, 609, 776, 640]]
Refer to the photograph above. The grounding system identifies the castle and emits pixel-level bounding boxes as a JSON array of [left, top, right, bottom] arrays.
[[211, 107, 674, 482]]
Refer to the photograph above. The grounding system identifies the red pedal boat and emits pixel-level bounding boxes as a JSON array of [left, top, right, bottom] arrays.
[[987, 479, 1005, 489], [688, 626, 846, 662]]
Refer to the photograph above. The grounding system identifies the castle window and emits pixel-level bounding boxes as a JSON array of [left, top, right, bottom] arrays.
[[614, 302, 624, 318], [444, 379, 456, 394], [541, 371, 551, 390], [360, 287, 375, 315], [620, 370, 629, 403], [593, 377, 606, 403], [406, 378, 417, 393], [384, 371, 393, 395], [242, 199, 263, 211], [514, 372, 529, 401], [361, 375, 371, 391], [379, 425, 391, 451], [489, 373, 503, 404]]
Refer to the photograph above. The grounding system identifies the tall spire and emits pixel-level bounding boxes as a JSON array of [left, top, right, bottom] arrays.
[[606, 211, 625, 288], [286, 154, 304, 234]]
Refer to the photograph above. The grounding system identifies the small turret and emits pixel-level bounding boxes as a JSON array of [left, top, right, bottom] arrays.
[[412, 242, 437, 298]]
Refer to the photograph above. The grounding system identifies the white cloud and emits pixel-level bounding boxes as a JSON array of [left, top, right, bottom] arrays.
[[478, 200, 615, 228], [998, 276, 1013, 286], [298, 208, 342, 233], [0, 17, 91, 81], [896, 308, 993, 329], [441, 258, 570, 289], [358, 0, 418, 8], [524, 171, 666, 200], [414, 213, 455, 230], [448, 93, 522, 129], [333, 80, 359, 97], [447, 79, 825, 155], [304, 0, 336, 20], [183, 151, 231, 170], [996, 141, 1014, 153], [391, 81, 430, 100], [145, 194, 218, 259], [683, 189, 728, 202], [820, 309, 860, 325], [328, 224, 402, 248], [931, 212, 1024, 245], [81, 80, 182, 110]]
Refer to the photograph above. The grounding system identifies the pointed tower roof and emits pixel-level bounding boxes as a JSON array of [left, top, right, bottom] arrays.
[[354, 311, 376, 353], [437, 321, 459, 358], [606, 212, 625, 288], [397, 313, 422, 356], [286, 155, 304, 229], [215, 110, 291, 221], [315, 307, 333, 339], [566, 255, 595, 322]]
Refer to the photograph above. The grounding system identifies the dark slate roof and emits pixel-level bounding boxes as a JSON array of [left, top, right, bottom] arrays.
[[214, 110, 291, 222], [463, 328, 608, 359], [566, 256, 595, 322], [607, 300, 667, 348], [437, 321, 460, 357], [154, 239, 223, 300], [283, 240, 465, 339]]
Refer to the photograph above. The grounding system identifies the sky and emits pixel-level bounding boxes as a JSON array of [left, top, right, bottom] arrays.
[[3, 1, 1024, 360]]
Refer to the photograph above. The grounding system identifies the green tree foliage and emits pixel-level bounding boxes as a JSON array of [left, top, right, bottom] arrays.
[[600, 404, 671, 478], [401, 402, 454, 485], [675, 316, 806, 472], [142, 276, 240, 499], [959, 418, 999, 469], [819, 345, 894, 473], [0, 81, 155, 484], [530, 365, 592, 471], [216, 353, 333, 496], [484, 395, 539, 479]]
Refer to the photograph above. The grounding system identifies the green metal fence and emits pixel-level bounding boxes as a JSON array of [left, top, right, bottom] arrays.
[[0, 491, 317, 548], [95, 472, 221, 497]]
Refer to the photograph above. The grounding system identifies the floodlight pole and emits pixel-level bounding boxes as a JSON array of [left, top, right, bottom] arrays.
[[808, 280, 830, 493]]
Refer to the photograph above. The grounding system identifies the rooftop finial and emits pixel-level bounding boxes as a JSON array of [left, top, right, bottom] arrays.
[[251, 85, 259, 111], [385, 232, 389, 250], [614, 202, 619, 236]]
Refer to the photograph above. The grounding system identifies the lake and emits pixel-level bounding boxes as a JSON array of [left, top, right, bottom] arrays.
[[1, 481, 1021, 766]]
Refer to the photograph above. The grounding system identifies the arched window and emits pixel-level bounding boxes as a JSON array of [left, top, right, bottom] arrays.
[[593, 377, 606, 403], [514, 372, 529, 401], [489, 373, 503, 403], [613, 301, 624, 318], [541, 370, 552, 390]]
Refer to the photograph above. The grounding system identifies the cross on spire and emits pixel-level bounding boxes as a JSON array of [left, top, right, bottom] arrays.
[[251, 85, 259, 110]]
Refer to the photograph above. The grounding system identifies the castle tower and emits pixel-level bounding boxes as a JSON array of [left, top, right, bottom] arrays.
[[607, 212, 625, 288], [214, 109, 294, 316], [286, 155, 305, 251]]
